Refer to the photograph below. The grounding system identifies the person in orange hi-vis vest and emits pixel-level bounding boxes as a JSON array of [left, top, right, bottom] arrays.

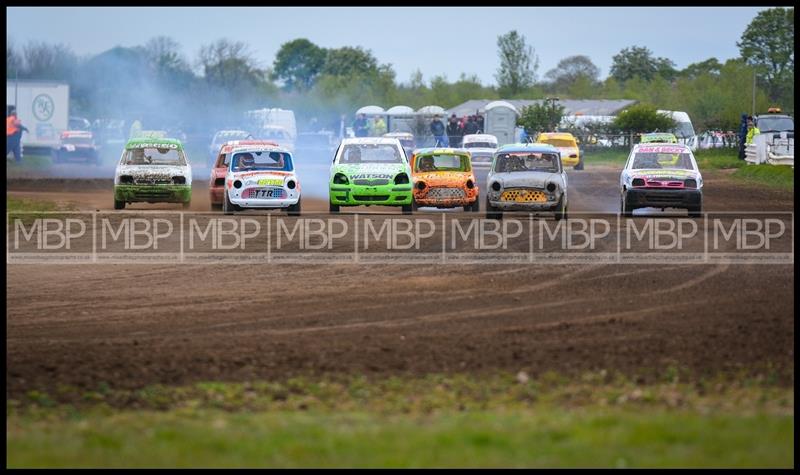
[[7, 106, 29, 163]]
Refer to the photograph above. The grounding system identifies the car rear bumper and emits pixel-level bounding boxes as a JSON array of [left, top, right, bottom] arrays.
[[625, 188, 702, 209]]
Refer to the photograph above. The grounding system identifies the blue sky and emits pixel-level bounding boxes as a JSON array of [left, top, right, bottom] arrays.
[[7, 7, 767, 85]]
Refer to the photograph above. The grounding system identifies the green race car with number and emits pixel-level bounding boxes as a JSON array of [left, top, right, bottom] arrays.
[[113, 137, 192, 210], [328, 137, 413, 213]]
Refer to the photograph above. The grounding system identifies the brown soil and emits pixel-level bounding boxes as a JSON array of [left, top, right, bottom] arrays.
[[6, 167, 794, 401]]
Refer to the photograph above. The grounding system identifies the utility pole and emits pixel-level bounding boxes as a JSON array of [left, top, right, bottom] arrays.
[[751, 69, 756, 116]]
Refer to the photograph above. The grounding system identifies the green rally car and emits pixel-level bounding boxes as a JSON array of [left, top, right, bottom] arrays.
[[329, 137, 413, 213]]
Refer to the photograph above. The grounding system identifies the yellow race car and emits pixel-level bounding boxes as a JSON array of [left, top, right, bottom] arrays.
[[536, 132, 583, 170]]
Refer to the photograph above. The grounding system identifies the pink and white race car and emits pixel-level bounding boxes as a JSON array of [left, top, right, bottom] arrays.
[[620, 143, 703, 217]]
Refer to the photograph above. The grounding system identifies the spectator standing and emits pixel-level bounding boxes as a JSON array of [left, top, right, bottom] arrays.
[[737, 113, 748, 160], [430, 115, 447, 147], [6, 106, 28, 163], [447, 114, 463, 148], [353, 114, 369, 138], [475, 114, 485, 133]]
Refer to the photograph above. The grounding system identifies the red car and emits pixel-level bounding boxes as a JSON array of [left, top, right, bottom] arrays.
[[209, 139, 279, 209], [55, 130, 100, 165]]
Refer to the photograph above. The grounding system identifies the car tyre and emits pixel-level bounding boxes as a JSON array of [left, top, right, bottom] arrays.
[[688, 202, 702, 218], [182, 200, 191, 210], [621, 191, 634, 217], [287, 198, 302, 216], [574, 159, 584, 171], [554, 196, 568, 221], [402, 204, 413, 215], [464, 200, 480, 212], [114, 199, 125, 210], [412, 199, 420, 212], [210, 202, 222, 211], [486, 197, 502, 220], [329, 202, 340, 213], [223, 190, 235, 215]]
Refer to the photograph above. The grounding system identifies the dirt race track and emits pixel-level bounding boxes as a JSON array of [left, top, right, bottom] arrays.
[[6, 166, 795, 401]]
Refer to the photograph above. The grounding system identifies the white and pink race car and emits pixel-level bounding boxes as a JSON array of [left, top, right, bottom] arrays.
[[620, 143, 703, 217], [222, 143, 301, 215]]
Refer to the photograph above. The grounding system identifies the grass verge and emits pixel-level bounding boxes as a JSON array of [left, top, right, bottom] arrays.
[[6, 196, 76, 224], [732, 164, 794, 191], [7, 373, 793, 468]]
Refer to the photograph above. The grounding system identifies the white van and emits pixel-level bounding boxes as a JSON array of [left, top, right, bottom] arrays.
[[658, 110, 698, 151]]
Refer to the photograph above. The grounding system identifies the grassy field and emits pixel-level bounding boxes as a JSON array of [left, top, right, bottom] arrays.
[[732, 164, 794, 190], [7, 373, 794, 468]]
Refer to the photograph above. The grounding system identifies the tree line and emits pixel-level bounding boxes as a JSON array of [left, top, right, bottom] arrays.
[[6, 7, 792, 133]]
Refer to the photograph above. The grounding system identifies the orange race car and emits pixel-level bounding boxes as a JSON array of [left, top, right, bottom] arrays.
[[410, 148, 479, 212]]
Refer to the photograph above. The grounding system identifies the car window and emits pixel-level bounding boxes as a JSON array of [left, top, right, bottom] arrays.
[[415, 154, 469, 172], [123, 147, 186, 166], [340, 144, 403, 164], [631, 152, 694, 170], [756, 117, 794, 133], [231, 150, 292, 172], [494, 152, 559, 173]]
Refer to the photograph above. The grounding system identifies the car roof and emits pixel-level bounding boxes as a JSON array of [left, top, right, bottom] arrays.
[[632, 143, 691, 153], [538, 132, 575, 139], [125, 137, 183, 149], [342, 137, 401, 145], [497, 143, 559, 154], [756, 114, 793, 120], [62, 130, 92, 137], [413, 147, 469, 156], [220, 140, 280, 154], [462, 134, 497, 141], [383, 132, 413, 137]]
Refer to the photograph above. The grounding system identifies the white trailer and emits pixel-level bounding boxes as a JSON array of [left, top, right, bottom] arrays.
[[6, 80, 70, 149]]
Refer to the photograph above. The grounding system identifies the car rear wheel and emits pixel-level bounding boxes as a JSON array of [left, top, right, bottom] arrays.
[[210, 202, 222, 211], [182, 201, 191, 210], [287, 198, 302, 216], [401, 204, 413, 215], [688, 202, 702, 218], [574, 159, 584, 171], [223, 191, 235, 215], [486, 197, 502, 220], [554, 196, 568, 221], [621, 192, 634, 217], [114, 199, 125, 210], [464, 200, 480, 212], [329, 202, 340, 213]]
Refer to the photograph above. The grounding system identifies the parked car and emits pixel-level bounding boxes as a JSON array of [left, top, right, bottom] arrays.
[[113, 137, 192, 210], [486, 143, 568, 220], [619, 143, 703, 217], [328, 137, 413, 214], [54, 130, 100, 165], [409, 148, 479, 212]]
